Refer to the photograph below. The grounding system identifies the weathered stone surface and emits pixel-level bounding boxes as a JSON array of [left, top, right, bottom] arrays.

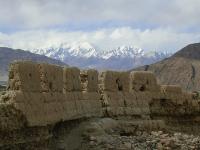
[[8, 61, 41, 92], [99, 71, 118, 92], [63, 67, 81, 92], [38, 63, 63, 92], [130, 71, 160, 92], [99, 71, 130, 92], [87, 69, 99, 92]]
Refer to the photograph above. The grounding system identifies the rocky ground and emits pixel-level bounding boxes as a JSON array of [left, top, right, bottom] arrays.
[[51, 118, 200, 150], [83, 130, 200, 150], [0, 117, 200, 150]]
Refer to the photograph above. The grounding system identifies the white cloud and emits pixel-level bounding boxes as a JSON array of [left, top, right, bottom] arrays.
[[0, 0, 199, 52], [0, 27, 199, 52], [0, 0, 200, 30]]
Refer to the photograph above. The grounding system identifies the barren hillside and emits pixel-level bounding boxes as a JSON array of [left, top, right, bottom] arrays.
[[0, 47, 67, 81], [134, 43, 200, 91]]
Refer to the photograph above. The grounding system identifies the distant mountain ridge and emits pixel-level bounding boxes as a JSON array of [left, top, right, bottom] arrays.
[[173, 43, 200, 60], [31, 42, 172, 70], [134, 43, 200, 91], [0, 47, 67, 81]]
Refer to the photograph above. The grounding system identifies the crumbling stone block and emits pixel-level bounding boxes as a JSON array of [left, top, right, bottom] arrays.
[[38, 63, 63, 92], [99, 71, 130, 92], [87, 69, 98, 92], [99, 71, 118, 92], [8, 61, 41, 92], [63, 67, 81, 92], [62, 100, 78, 120], [119, 72, 130, 92], [130, 71, 160, 92]]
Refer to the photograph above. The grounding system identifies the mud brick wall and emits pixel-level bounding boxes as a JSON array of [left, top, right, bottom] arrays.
[[5, 61, 102, 127], [100, 71, 160, 117], [99, 70, 200, 133], [2, 61, 200, 148], [1, 61, 200, 132], [149, 84, 200, 133], [150, 84, 198, 117]]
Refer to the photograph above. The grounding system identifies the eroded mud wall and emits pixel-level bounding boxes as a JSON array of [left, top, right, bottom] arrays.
[[6, 61, 102, 127], [1, 61, 200, 148]]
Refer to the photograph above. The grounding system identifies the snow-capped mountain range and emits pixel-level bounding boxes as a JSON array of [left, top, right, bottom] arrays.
[[31, 42, 172, 70]]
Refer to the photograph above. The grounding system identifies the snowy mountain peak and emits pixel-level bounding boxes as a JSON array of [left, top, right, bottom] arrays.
[[32, 42, 99, 60], [31, 42, 172, 60], [100, 46, 144, 59], [29, 42, 172, 70], [61, 41, 94, 51], [32, 42, 149, 60]]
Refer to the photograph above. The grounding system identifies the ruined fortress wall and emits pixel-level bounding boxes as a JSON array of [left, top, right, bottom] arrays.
[[99, 70, 200, 133], [6, 61, 102, 127], [99, 71, 166, 118], [1, 61, 200, 131]]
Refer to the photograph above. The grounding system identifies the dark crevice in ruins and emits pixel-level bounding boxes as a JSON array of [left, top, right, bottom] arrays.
[[124, 100, 127, 107], [80, 71, 88, 91], [139, 85, 146, 91], [116, 78, 123, 91], [144, 65, 149, 71], [160, 99, 167, 105], [49, 82, 53, 90]]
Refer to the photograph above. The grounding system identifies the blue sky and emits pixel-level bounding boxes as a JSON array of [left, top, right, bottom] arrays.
[[0, 0, 200, 52]]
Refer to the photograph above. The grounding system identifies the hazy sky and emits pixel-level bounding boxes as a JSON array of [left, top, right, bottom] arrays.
[[0, 0, 200, 52]]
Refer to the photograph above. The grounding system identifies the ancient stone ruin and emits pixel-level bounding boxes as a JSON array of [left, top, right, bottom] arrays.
[[0, 61, 200, 149]]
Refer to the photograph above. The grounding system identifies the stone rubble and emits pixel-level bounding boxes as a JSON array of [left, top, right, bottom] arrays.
[[84, 130, 200, 150]]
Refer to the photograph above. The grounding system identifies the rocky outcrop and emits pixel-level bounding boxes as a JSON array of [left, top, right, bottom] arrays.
[[0, 61, 200, 149]]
